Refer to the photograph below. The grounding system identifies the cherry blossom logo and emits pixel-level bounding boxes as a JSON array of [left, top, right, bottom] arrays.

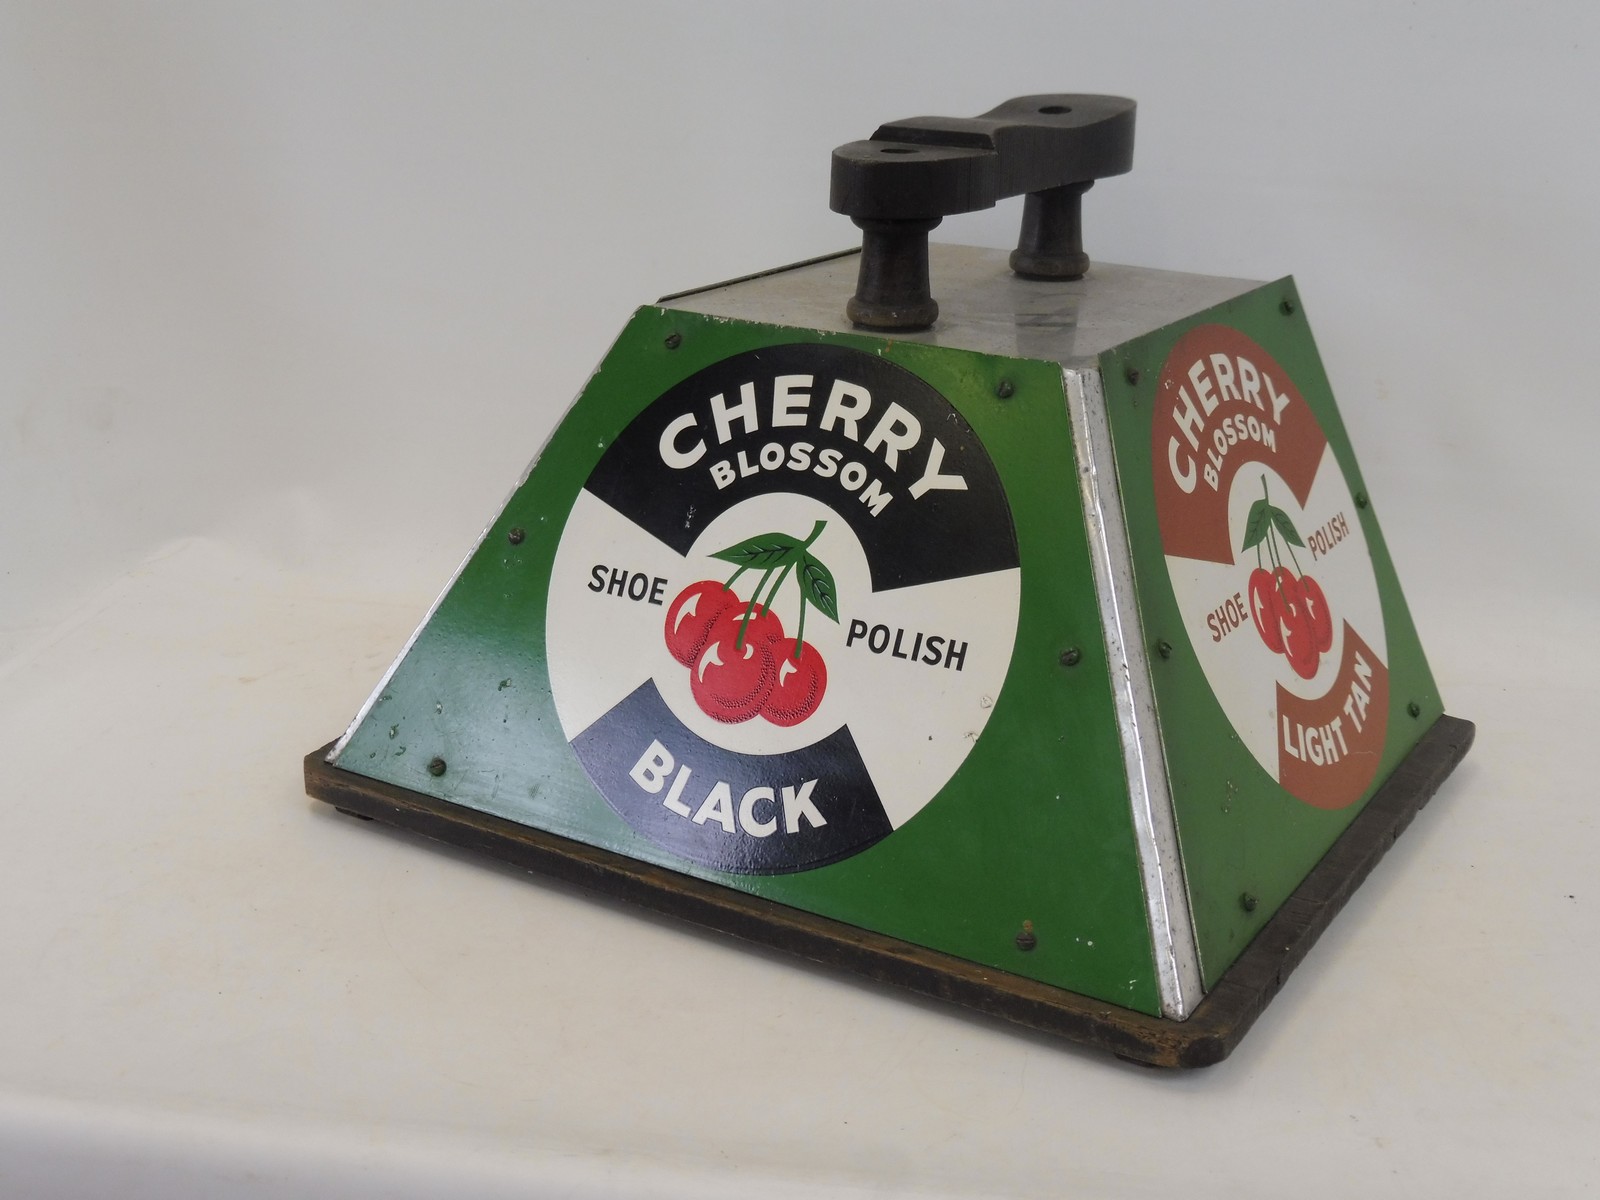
[[546, 341, 1022, 871], [1150, 322, 1390, 810]]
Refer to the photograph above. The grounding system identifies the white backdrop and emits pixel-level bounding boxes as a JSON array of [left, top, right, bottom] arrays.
[[7, 1, 1597, 648], [2, 3, 1596, 1197]]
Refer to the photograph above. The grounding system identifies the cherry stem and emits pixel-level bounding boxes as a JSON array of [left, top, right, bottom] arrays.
[[1261, 474, 1306, 579], [735, 599, 757, 651], [735, 566, 776, 650], [790, 521, 826, 660], [1258, 479, 1283, 579], [762, 561, 795, 617], [1283, 535, 1304, 577]]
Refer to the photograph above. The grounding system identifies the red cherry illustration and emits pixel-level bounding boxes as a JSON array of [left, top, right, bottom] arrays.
[[1273, 568, 1319, 680], [1241, 478, 1335, 678], [664, 580, 739, 666], [1271, 567, 1305, 617], [1247, 567, 1284, 654], [1283, 620, 1319, 680], [689, 604, 785, 723], [733, 601, 784, 649], [762, 638, 828, 727], [1299, 574, 1334, 654]]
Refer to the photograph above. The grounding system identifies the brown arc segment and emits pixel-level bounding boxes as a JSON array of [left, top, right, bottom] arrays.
[[1151, 325, 1328, 565], [1275, 622, 1390, 810]]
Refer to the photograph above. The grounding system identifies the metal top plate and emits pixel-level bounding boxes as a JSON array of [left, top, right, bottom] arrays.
[[666, 244, 1262, 365]]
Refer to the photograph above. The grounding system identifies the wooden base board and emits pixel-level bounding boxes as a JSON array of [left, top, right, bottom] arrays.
[[304, 714, 1473, 1068]]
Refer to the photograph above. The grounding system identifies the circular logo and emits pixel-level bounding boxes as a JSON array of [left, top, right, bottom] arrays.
[[547, 343, 1021, 873], [1151, 325, 1389, 810]]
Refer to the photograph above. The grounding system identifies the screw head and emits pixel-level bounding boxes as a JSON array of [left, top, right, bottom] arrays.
[[1280, 298, 1297, 315], [1407, 701, 1422, 719], [1015, 920, 1037, 952], [1124, 366, 1141, 385], [664, 332, 682, 350], [995, 379, 1015, 400], [1060, 647, 1082, 668], [1240, 892, 1259, 913], [1156, 639, 1173, 660], [507, 527, 525, 545], [1355, 491, 1369, 509], [427, 756, 447, 777]]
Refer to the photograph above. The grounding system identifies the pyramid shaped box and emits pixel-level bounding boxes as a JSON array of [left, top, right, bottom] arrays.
[[306, 244, 1472, 1067]]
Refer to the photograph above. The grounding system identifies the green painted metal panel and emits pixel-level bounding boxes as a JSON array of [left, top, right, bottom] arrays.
[[333, 306, 1164, 1015], [1097, 278, 1443, 987]]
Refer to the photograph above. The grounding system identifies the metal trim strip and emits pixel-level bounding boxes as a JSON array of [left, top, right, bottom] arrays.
[[1065, 366, 1203, 1019]]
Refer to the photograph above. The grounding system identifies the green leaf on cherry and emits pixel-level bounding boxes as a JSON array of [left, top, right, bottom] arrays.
[[1269, 507, 1305, 547], [711, 531, 801, 570], [1240, 498, 1272, 551], [797, 553, 839, 623]]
